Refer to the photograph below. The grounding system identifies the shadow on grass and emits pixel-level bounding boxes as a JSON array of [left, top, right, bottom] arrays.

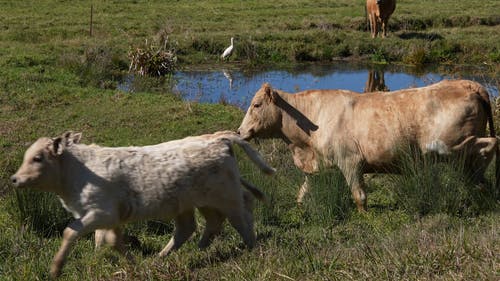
[[398, 32, 444, 41]]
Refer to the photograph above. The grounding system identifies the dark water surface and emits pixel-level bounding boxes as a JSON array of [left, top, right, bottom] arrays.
[[119, 64, 499, 110]]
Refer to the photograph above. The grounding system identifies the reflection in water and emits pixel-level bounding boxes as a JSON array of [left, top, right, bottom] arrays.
[[119, 64, 498, 110], [222, 69, 233, 90], [364, 69, 389, 92]]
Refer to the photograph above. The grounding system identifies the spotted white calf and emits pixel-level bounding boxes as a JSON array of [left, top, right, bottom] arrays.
[[11, 131, 275, 278]]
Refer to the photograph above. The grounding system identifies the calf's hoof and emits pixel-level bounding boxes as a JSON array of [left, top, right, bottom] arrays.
[[49, 265, 62, 279]]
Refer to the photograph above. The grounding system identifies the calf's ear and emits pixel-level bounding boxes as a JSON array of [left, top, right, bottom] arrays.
[[49, 137, 65, 156], [68, 132, 82, 145], [48, 131, 82, 156], [61, 131, 82, 146]]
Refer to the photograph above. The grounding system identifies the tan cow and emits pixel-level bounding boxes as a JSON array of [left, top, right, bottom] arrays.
[[366, 0, 396, 38], [11, 131, 275, 278], [238, 80, 498, 211]]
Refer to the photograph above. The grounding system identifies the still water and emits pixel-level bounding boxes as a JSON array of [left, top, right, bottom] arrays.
[[120, 64, 499, 110]]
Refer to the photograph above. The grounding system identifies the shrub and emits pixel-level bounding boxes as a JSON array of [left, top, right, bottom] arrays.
[[371, 47, 388, 64], [128, 39, 177, 77], [67, 42, 129, 89], [403, 45, 429, 65]]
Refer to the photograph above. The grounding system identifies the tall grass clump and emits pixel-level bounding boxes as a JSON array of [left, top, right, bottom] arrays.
[[390, 146, 497, 218], [59, 42, 129, 89], [304, 168, 354, 224], [12, 189, 71, 237]]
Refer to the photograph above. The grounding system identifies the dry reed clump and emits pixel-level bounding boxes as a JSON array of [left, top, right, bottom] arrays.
[[128, 39, 177, 76]]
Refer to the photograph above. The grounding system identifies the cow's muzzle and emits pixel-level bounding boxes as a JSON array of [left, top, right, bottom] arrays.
[[237, 128, 254, 141]]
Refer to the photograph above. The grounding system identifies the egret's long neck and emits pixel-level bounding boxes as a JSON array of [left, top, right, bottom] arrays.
[[231, 38, 234, 46]]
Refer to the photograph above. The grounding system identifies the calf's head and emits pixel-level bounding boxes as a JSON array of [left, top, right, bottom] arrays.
[[11, 131, 82, 190], [238, 83, 282, 140]]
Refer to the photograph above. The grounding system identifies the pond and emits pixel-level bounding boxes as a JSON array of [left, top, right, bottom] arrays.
[[119, 63, 499, 110]]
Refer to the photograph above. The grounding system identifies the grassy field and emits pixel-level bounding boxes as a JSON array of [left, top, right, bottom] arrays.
[[1, 0, 499, 280]]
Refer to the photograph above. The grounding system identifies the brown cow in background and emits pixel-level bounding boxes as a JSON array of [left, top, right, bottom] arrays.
[[366, 0, 396, 38]]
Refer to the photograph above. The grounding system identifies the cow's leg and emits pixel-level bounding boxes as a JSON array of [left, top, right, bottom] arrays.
[[198, 207, 225, 249], [350, 175, 367, 212], [51, 211, 114, 278], [159, 210, 196, 257], [297, 175, 311, 203], [373, 16, 380, 38], [381, 18, 387, 38], [369, 14, 376, 38], [341, 162, 367, 212]]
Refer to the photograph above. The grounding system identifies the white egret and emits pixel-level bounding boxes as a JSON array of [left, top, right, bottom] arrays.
[[221, 37, 234, 60]]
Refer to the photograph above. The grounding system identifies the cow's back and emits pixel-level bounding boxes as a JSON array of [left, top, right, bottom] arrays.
[[346, 80, 490, 169]]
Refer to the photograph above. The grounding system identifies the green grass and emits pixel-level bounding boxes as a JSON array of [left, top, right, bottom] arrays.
[[1, 0, 499, 280], [1, 1, 499, 72]]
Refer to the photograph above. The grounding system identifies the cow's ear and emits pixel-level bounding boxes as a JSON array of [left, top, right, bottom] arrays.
[[49, 137, 65, 156], [263, 83, 275, 102]]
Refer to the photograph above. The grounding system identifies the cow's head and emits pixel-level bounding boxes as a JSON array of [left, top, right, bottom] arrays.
[[11, 131, 82, 190], [238, 83, 282, 140]]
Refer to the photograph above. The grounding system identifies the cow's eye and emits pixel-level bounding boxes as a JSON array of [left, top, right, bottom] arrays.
[[33, 154, 43, 163], [253, 103, 261, 108]]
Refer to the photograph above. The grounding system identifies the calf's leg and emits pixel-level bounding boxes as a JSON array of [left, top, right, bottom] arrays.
[[159, 210, 196, 257], [218, 194, 256, 249], [242, 190, 256, 241], [198, 207, 225, 248], [227, 210, 255, 249], [51, 211, 114, 278], [94, 229, 106, 249]]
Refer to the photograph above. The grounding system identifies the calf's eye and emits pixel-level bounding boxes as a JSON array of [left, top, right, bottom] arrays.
[[253, 103, 261, 108], [33, 154, 43, 163]]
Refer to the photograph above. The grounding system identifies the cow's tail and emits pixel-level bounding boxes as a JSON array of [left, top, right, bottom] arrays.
[[224, 134, 276, 175], [477, 83, 499, 191], [489, 103, 500, 192]]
